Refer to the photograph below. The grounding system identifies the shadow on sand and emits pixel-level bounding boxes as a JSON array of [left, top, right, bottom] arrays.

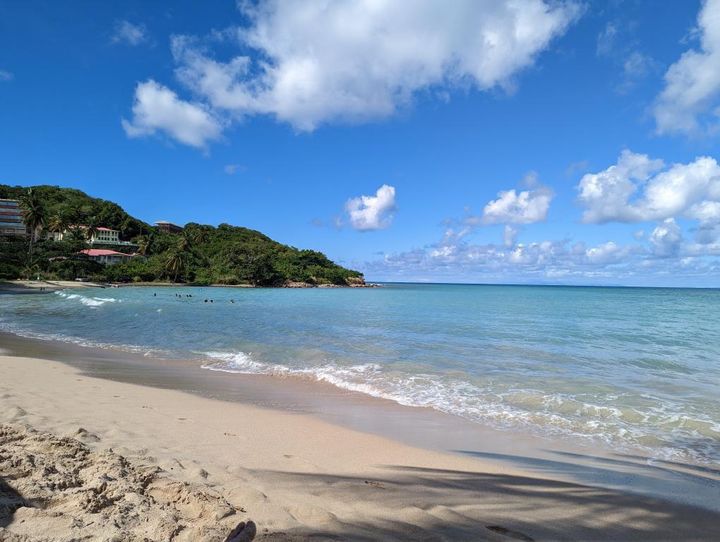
[[251, 453, 720, 541], [0, 476, 27, 528]]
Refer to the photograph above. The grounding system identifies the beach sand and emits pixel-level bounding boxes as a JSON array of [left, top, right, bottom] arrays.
[[1, 352, 719, 541]]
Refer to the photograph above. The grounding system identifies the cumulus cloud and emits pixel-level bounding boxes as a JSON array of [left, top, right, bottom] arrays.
[[577, 150, 720, 224], [650, 218, 683, 257], [345, 185, 397, 231], [653, 0, 720, 135], [482, 185, 553, 225], [121, 80, 222, 149], [112, 20, 148, 46], [159, 0, 580, 136], [0, 70, 13, 82]]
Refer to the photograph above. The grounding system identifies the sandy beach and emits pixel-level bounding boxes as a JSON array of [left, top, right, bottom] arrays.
[[1, 346, 719, 541]]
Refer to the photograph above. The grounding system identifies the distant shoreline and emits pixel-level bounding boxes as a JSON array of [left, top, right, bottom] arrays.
[[0, 279, 380, 293]]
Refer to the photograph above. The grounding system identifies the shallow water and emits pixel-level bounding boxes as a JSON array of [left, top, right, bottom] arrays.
[[1, 283, 719, 464]]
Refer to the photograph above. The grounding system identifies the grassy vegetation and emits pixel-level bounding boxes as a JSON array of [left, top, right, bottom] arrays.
[[0, 184, 364, 286]]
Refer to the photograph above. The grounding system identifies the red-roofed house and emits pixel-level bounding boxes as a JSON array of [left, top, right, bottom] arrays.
[[79, 249, 135, 265]]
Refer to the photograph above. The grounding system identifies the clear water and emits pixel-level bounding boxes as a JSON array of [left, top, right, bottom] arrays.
[[2, 283, 719, 464]]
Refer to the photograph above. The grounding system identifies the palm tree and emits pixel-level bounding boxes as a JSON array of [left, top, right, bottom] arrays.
[[47, 214, 68, 240], [21, 260, 41, 280], [19, 188, 46, 256], [164, 248, 187, 283], [136, 235, 151, 256], [85, 219, 99, 245]]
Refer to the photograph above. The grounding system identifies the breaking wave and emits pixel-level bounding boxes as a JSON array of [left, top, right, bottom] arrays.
[[54, 290, 120, 307]]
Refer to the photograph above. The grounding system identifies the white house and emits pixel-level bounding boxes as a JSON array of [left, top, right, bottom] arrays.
[[53, 225, 127, 246]]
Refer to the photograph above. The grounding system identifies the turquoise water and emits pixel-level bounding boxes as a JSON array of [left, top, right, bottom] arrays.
[[2, 283, 719, 464]]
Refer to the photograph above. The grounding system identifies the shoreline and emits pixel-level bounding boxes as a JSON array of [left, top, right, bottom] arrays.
[[1, 347, 719, 540], [0, 280, 380, 292], [1, 330, 719, 508], [0, 333, 720, 540]]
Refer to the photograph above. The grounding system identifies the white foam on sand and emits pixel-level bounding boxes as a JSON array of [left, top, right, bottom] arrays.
[[199, 350, 720, 465]]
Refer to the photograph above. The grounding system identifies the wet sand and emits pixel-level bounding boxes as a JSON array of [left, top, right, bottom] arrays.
[[1, 333, 719, 540]]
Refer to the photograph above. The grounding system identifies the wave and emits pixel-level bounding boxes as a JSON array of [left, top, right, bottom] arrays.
[[54, 290, 120, 307], [199, 350, 720, 465]]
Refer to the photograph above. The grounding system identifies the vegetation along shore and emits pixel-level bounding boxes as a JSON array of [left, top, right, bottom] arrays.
[[0, 185, 366, 287]]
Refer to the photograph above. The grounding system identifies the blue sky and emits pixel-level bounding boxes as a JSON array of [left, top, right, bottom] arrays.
[[2, 0, 720, 286]]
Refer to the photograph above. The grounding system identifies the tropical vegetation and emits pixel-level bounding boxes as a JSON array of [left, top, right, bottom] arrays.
[[0, 184, 364, 286]]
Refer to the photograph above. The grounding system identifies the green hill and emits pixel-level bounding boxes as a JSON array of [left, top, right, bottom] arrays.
[[0, 184, 364, 286]]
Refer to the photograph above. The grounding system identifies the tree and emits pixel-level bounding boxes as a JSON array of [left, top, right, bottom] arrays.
[[66, 226, 89, 248], [136, 234, 151, 256], [85, 218, 99, 245], [47, 213, 69, 241], [19, 188, 46, 257], [164, 248, 187, 283]]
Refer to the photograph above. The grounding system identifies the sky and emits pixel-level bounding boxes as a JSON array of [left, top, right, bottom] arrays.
[[2, 0, 720, 286]]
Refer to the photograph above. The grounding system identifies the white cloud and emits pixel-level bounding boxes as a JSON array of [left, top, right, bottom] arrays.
[[169, 0, 580, 132], [584, 241, 628, 265], [653, 0, 720, 135], [617, 50, 657, 93], [503, 225, 519, 247], [577, 150, 720, 224], [362, 229, 720, 285], [482, 186, 553, 224], [121, 80, 222, 149], [0, 70, 13, 82], [112, 20, 148, 46], [650, 218, 683, 257], [224, 164, 246, 175], [345, 184, 397, 231], [596, 22, 618, 56]]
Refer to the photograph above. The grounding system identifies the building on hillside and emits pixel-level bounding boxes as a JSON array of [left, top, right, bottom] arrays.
[[0, 199, 27, 237], [53, 225, 136, 247], [155, 221, 183, 234], [78, 248, 135, 266]]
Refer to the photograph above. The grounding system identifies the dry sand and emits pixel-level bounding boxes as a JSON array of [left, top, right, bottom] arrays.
[[0, 353, 718, 541]]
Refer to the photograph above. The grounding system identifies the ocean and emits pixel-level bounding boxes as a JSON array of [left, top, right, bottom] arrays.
[[1, 283, 719, 465]]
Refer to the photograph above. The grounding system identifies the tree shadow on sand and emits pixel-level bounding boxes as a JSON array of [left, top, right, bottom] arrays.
[[249, 454, 720, 541], [0, 476, 27, 528]]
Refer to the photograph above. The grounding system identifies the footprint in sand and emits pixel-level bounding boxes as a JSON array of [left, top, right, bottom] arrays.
[[486, 525, 535, 541]]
